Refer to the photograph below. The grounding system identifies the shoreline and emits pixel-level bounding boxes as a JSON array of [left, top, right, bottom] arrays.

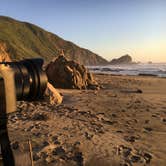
[[91, 72, 166, 78]]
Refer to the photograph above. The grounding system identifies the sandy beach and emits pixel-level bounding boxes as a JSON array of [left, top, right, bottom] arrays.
[[7, 74, 166, 166]]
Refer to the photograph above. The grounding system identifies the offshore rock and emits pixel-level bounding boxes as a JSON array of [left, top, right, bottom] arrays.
[[110, 54, 132, 65]]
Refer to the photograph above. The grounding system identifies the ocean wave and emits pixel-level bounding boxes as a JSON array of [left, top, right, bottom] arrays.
[[88, 63, 166, 78]]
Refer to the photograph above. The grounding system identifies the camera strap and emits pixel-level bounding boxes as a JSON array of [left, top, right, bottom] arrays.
[[0, 78, 15, 166]]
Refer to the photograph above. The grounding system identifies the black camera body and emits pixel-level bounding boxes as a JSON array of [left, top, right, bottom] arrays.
[[0, 58, 48, 166]]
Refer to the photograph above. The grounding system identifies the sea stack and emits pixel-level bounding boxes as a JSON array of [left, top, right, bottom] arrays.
[[110, 54, 132, 65]]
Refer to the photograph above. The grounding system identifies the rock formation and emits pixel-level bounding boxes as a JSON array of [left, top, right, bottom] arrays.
[[0, 42, 11, 62], [46, 55, 99, 90], [110, 55, 132, 65], [44, 82, 63, 105]]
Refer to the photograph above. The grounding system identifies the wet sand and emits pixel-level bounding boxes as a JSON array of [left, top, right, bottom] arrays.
[[6, 74, 166, 166]]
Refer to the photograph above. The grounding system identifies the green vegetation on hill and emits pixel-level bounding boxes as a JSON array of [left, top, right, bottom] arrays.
[[0, 16, 108, 65]]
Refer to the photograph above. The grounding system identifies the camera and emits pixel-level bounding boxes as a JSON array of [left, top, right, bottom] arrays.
[[0, 58, 48, 113], [0, 58, 48, 166]]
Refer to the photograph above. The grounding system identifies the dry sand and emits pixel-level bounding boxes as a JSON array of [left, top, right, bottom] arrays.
[[5, 74, 166, 166]]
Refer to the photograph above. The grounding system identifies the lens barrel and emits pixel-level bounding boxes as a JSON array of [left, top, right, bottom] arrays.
[[0, 58, 47, 101]]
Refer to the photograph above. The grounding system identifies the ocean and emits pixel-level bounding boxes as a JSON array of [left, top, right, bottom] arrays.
[[88, 63, 166, 78]]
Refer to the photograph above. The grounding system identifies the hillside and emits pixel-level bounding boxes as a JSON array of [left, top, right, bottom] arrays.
[[0, 16, 108, 65]]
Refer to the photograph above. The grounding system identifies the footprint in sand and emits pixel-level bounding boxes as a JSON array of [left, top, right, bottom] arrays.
[[143, 127, 153, 132]]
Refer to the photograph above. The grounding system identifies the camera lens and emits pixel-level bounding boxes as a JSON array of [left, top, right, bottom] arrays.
[[20, 59, 47, 100], [7, 58, 47, 101]]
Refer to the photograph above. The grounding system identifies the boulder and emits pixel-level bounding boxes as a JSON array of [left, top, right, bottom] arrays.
[[44, 82, 63, 105], [45, 55, 99, 90]]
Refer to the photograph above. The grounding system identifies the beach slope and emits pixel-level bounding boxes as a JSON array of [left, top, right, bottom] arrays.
[[8, 74, 166, 166]]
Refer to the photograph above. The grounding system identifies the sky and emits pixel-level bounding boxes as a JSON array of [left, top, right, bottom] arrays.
[[0, 0, 166, 62]]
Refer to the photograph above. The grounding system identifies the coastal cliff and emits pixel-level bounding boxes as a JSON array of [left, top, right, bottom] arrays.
[[0, 16, 108, 65]]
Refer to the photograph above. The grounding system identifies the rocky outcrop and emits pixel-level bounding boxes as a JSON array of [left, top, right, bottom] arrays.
[[0, 42, 11, 62], [46, 56, 99, 90], [110, 55, 132, 65]]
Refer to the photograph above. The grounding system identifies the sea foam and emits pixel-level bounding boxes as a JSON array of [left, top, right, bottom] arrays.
[[88, 63, 166, 78]]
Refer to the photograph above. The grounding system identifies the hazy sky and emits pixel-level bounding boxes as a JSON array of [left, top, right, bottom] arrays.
[[0, 0, 166, 62]]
